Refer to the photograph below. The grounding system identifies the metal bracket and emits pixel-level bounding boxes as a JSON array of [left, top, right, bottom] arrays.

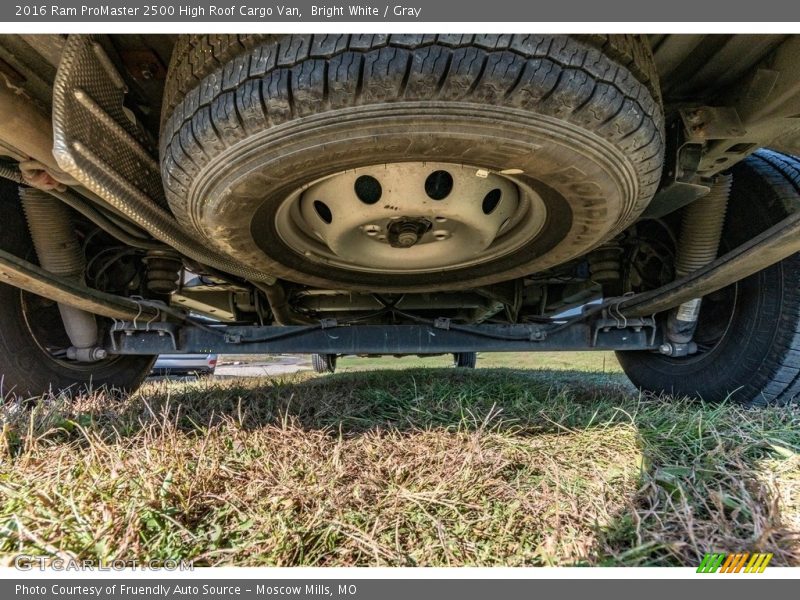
[[680, 106, 746, 141], [591, 313, 657, 347], [433, 317, 451, 330], [110, 320, 179, 352], [643, 119, 711, 219], [529, 327, 546, 341], [319, 318, 339, 329]]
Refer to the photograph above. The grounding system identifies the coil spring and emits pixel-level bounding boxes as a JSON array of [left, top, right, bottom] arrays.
[[20, 187, 85, 278], [675, 174, 732, 277], [20, 186, 99, 350]]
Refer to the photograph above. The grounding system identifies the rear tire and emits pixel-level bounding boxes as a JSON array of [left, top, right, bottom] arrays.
[[312, 353, 337, 374], [0, 180, 155, 398], [617, 150, 800, 406], [453, 352, 477, 369]]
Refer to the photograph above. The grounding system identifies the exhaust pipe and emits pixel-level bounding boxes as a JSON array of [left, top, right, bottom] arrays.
[[0, 85, 73, 190]]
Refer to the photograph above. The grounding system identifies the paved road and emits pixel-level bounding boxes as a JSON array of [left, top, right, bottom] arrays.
[[214, 354, 312, 378]]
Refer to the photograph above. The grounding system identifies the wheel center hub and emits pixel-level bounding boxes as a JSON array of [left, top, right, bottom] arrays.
[[387, 218, 432, 248]]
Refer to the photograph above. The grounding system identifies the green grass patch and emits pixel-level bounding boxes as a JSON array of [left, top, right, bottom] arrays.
[[335, 351, 623, 373], [1, 354, 798, 566]]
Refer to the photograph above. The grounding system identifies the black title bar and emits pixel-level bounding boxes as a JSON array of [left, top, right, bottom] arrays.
[[4, 0, 800, 22]]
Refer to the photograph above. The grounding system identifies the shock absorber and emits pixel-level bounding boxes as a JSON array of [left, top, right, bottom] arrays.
[[19, 187, 105, 361], [663, 174, 732, 355]]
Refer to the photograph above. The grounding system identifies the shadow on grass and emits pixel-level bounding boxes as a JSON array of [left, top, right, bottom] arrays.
[[1, 367, 798, 566]]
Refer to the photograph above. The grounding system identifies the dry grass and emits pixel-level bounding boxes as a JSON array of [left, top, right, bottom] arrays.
[[0, 360, 798, 566]]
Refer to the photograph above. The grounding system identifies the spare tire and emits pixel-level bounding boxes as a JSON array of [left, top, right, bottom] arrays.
[[161, 34, 664, 292]]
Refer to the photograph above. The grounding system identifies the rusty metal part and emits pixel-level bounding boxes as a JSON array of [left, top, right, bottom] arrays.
[[254, 282, 315, 326], [18, 160, 67, 191], [120, 49, 166, 82], [0, 80, 78, 190], [0, 246, 159, 321], [0, 83, 60, 173]]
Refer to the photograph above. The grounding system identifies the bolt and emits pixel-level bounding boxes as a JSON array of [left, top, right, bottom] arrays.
[[92, 348, 108, 361], [387, 218, 432, 248], [139, 62, 158, 80], [397, 230, 419, 247], [659, 343, 673, 355], [686, 110, 703, 124]]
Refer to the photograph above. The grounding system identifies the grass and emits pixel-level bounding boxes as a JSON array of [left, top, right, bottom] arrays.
[[0, 353, 798, 567], [335, 351, 622, 372]]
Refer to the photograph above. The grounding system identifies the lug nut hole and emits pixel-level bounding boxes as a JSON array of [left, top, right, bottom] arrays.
[[363, 224, 381, 236], [425, 170, 454, 200], [482, 188, 502, 214], [354, 175, 382, 204], [313, 200, 333, 224]]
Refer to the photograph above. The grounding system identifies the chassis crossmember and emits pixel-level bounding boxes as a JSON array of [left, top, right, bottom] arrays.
[[107, 318, 660, 356]]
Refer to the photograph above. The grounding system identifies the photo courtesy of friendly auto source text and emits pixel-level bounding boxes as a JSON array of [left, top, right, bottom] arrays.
[[0, 0, 798, 597]]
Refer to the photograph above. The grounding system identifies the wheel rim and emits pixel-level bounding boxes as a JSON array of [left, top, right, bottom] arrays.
[[273, 162, 546, 274]]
